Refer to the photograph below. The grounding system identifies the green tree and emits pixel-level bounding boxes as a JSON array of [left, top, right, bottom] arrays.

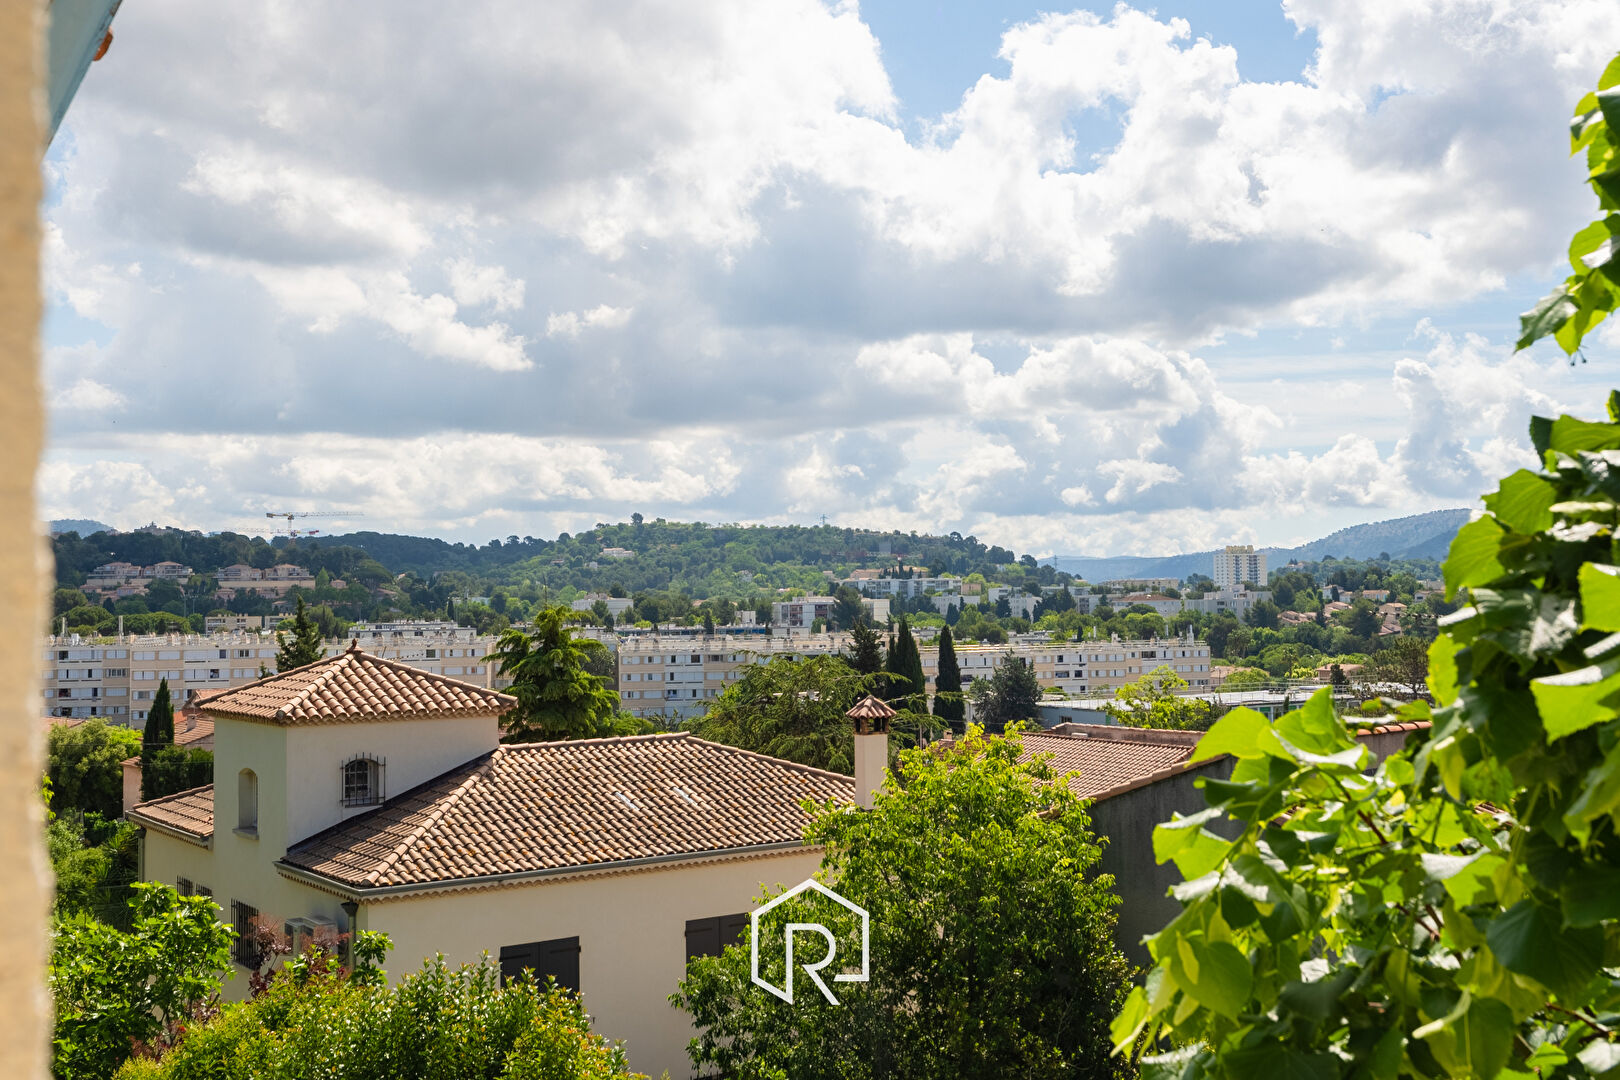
[[1101, 667, 1215, 731], [969, 652, 1042, 733], [675, 727, 1133, 1079], [1362, 633, 1430, 697], [47, 720, 141, 821], [1218, 666, 1269, 689], [50, 882, 235, 1079], [274, 595, 323, 671], [1518, 55, 1620, 356], [1114, 385, 1620, 1080], [48, 812, 140, 927], [139, 678, 174, 802], [830, 585, 865, 631], [142, 745, 213, 803], [848, 618, 884, 675], [883, 618, 926, 709], [53, 586, 89, 617], [492, 607, 620, 742], [685, 654, 866, 773], [932, 624, 965, 728]]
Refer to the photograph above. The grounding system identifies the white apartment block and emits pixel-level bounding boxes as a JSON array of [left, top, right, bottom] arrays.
[[842, 576, 956, 600], [616, 633, 853, 722], [1184, 587, 1272, 619], [771, 596, 890, 628], [570, 595, 635, 618], [1213, 545, 1267, 588], [1116, 593, 1184, 616], [42, 627, 501, 724], [922, 638, 1214, 700]]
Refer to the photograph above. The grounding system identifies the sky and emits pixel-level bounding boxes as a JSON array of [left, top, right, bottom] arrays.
[[37, 0, 1620, 557]]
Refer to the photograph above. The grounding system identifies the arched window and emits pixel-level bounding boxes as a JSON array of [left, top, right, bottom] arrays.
[[237, 769, 257, 833], [341, 755, 385, 807]]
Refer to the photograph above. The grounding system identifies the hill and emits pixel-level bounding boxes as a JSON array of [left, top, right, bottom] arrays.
[[1043, 508, 1471, 582], [49, 519, 112, 536]]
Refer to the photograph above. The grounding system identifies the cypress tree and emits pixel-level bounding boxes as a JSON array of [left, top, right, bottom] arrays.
[[140, 678, 174, 802], [885, 618, 926, 710], [933, 625, 965, 728]]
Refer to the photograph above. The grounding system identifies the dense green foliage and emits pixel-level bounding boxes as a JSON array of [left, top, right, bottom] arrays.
[[674, 727, 1133, 1078], [48, 719, 141, 821], [113, 953, 639, 1080], [1102, 668, 1215, 731], [141, 744, 216, 803], [848, 619, 884, 675], [883, 618, 926, 710], [1113, 389, 1620, 1080], [48, 811, 139, 927], [684, 654, 872, 773], [274, 596, 323, 671], [51, 883, 235, 1079], [1518, 55, 1620, 356], [492, 607, 623, 742], [968, 652, 1044, 732]]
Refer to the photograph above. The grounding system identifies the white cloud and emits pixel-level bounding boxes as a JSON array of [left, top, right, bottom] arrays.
[[446, 258, 526, 313], [51, 378, 126, 412], [545, 304, 633, 339]]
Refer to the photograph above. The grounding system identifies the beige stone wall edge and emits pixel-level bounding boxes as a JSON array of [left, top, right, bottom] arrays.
[[0, 0, 50, 1076]]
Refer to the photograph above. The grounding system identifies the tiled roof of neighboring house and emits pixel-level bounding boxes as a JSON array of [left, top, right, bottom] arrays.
[[1018, 729, 1197, 799], [196, 643, 515, 724], [280, 733, 854, 893], [128, 784, 215, 843], [120, 712, 214, 768]]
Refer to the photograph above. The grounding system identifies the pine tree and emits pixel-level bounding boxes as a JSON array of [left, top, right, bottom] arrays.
[[140, 678, 174, 802], [848, 619, 884, 676], [932, 625, 965, 728], [275, 595, 324, 672]]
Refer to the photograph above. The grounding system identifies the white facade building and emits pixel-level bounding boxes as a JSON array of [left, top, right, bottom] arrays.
[[1213, 545, 1267, 588]]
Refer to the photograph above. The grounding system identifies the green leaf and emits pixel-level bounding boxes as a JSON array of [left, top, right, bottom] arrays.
[[1580, 563, 1620, 630], [1482, 469, 1558, 534], [1600, 87, 1620, 135], [1529, 659, 1620, 740], [1485, 899, 1603, 999], [1549, 413, 1620, 454], [1603, 55, 1620, 91], [1110, 984, 1149, 1053], [1427, 634, 1459, 706], [1569, 215, 1620, 273], [1518, 287, 1578, 351], [1277, 965, 1356, 1022], [1579, 1040, 1620, 1078], [1190, 707, 1283, 764], [1560, 862, 1620, 927], [1456, 997, 1515, 1080], [1274, 689, 1352, 756], [1218, 1044, 1339, 1080], [1422, 851, 1504, 906], [1445, 517, 1510, 600], [1562, 741, 1620, 845], [1174, 938, 1252, 1019], [1152, 809, 1231, 879]]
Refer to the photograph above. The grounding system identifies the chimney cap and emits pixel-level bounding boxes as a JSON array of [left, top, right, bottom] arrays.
[[847, 694, 895, 734]]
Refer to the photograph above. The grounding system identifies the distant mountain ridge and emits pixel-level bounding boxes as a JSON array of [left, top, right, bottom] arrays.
[[1043, 508, 1472, 583], [49, 519, 112, 536]]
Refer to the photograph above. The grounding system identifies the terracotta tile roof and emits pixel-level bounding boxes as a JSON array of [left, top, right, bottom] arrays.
[[128, 784, 215, 843], [1018, 730, 1196, 798], [196, 643, 514, 725], [846, 695, 896, 721], [281, 733, 853, 892]]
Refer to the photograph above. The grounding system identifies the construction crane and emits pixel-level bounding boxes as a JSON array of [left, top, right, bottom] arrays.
[[263, 510, 359, 538]]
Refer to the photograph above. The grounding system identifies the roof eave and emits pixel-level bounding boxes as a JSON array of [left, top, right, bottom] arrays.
[[274, 838, 817, 902], [127, 814, 213, 848]]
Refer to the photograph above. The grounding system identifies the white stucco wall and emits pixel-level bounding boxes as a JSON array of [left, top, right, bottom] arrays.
[[366, 848, 826, 1079]]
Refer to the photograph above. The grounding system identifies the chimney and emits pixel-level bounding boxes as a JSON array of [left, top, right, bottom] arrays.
[[846, 695, 894, 810]]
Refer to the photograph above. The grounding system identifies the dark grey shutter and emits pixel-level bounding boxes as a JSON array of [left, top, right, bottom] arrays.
[[500, 936, 580, 994], [686, 914, 749, 961], [720, 913, 749, 949]]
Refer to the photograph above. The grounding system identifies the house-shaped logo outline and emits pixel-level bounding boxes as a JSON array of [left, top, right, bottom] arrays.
[[750, 878, 870, 1004]]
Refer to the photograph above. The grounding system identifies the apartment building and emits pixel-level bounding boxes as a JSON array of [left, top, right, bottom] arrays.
[[215, 563, 316, 597], [771, 596, 890, 628], [84, 560, 195, 591], [42, 624, 501, 724], [1184, 586, 1272, 619], [1213, 545, 1267, 588], [616, 633, 853, 721], [841, 575, 956, 600], [570, 594, 635, 618], [1116, 593, 1184, 616], [921, 637, 1214, 699]]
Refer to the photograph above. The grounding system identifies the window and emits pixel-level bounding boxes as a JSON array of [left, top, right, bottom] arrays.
[[232, 901, 262, 967], [499, 936, 580, 992], [342, 755, 385, 807], [685, 914, 749, 961], [177, 876, 193, 895], [237, 769, 258, 833]]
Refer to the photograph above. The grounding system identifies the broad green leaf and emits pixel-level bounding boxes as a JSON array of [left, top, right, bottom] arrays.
[[1274, 689, 1351, 756], [1190, 707, 1282, 764], [1560, 862, 1620, 927], [1422, 851, 1504, 906], [1562, 741, 1620, 845], [1579, 562, 1620, 630], [1485, 899, 1603, 999], [1529, 659, 1620, 740], [1277, 965, 1356, 1022], [1445, 517, 1509, 600], [1549, 413, 1620, 454], [1456, 997, 1515, 1080], [1601, 87, 1620, 134], [1110, 984, 1148, 1053], [1517, 287, 1578, 351], [1579, 1040, 1620, 1078], [1175, 938, 1251, 1019], [1482, 469, 1558, 534], [1603, 54, 1620, 91], [1217, 1045, 1338, 1080], [1569, 215, 1620, 273], [1427, 634, 1459, 706]]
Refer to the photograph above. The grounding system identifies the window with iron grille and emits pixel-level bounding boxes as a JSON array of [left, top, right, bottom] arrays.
[[341, 755, 385, 807], [232, 900, 261, 967]]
